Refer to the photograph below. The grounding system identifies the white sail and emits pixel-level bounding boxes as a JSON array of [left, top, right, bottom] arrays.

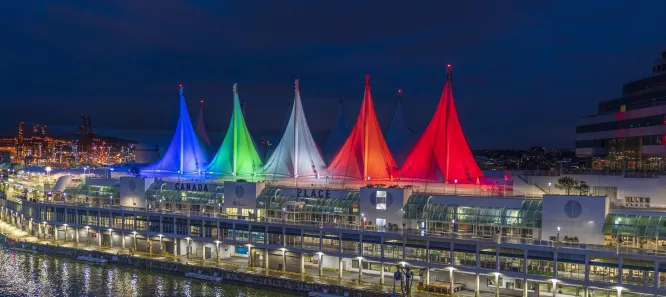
[[263, 80, 327, 178]]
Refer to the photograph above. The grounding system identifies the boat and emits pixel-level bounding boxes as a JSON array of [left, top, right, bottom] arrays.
[[184, 271, 222, 282], [76, 255, 108, 264], [9, 247, 37, 254], [308, 292, 351, 297]]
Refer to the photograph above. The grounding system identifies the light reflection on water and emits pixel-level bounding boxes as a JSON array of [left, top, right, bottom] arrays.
[[0, 248, 296, 297]]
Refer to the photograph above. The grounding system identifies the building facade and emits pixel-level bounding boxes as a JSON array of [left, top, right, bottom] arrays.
[[576, 51, 666, 172], [3, 176, 666, 297]]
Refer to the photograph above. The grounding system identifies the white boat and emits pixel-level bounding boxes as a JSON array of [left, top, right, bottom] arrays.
[[76, 255, 108, 264], [9, 247, 37, 254], [308, 291, 349, 297], [184, 272, 222, 282]]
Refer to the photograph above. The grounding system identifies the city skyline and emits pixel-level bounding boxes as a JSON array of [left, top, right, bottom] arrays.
[[1, 1, 666, 149]]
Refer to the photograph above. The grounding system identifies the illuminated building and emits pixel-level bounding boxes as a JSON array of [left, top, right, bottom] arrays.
[[576, 51, 666, 172]]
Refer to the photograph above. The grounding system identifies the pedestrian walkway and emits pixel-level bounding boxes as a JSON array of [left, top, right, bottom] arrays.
[[0, 221, 451, 297]]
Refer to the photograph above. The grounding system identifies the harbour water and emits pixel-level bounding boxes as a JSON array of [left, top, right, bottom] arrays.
[[0, 247, 297, 297]]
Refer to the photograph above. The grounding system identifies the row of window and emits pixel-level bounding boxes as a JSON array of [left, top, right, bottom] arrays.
[[575, 135, 666, 149], [576, 115, 664, 134]]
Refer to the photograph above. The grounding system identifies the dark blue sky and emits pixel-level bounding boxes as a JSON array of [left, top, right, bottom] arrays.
[[1, 1, 665, 149]]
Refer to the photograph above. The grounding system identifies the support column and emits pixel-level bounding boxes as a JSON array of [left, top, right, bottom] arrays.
[[379, 262, 385, 285], [425, 268, 430, 286], [358, 258, 362, 283], [300, 253, 305, 274], [338, 257, 343, 279], [552, 281, 558, 297], [121, 232, 125, 249], [148, 237, 152, 255], [186, 239, 191, 259], [450, 269, 455, 294], [159, 236, 163, 253], [265, 248, 269, 271], [216, 242, 220, 263], [654, 262, 660, 290], [173, 238, 178, 258], [617, 288, 622, 297], [282, 250, 286, 271], [475, 274, 481, 297], [248, 246, 253, 267], [54, 226, 58, 242], [318, 254, 323, 276], [109, 231, 113, 248], [202, 241, 206, 262], [495, 273, 500, 297], [522, 279, 527, 297], [75, 227, 79, 244], [97, 229, 101, 247], [133, 233, 137, 251]]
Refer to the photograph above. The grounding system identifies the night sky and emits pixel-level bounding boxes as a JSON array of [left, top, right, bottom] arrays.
[[1, 1, 665, 149]]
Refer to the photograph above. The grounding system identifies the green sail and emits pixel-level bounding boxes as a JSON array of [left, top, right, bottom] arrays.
[[206, 84, 263, 176]]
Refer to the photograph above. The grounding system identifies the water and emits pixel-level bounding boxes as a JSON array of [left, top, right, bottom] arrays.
[[0, 248, 297, 297]]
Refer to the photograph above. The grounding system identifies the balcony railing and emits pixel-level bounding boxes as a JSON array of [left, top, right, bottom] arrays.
[[9, 198, 666, 258]]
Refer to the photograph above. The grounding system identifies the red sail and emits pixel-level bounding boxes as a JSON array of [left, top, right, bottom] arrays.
[[400, 66, 483, 183], [327, 75, 398, 180]]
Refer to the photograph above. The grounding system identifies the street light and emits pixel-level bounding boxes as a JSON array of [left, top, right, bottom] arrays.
[[548, 182, 552, 194], [45, 166, 52, 183]]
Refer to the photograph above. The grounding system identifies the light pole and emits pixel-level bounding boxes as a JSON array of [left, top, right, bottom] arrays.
[[548, 182, 552, 194], [45, 166, 52, 183], [133, 231, 137, 252], [63, 223, 67, 243]]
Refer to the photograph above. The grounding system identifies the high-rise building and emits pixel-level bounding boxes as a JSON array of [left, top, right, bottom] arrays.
[[576, 51, 666, 171]]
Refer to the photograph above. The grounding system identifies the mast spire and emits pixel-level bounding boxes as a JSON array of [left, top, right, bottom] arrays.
[[233, 83, 238, 175], [293, 79, 300, 179], [179, 84, 184, 173]]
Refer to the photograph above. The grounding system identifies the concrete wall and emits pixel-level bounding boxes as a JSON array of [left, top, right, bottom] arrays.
[[223, 181, 265, 212], [360, 187, 412, 228], [522, 174, 666, 205], [540, 195, 608, 245], [119, 176, 154, 208]]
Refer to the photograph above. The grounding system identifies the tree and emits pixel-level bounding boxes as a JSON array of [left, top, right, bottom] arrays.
[[129, 166, 141, 177], [554, 176, 578, 195], [576, 181, 590, 196]]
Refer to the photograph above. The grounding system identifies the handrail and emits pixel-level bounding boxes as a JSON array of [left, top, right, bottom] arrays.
[[8, 198, 666, 258]]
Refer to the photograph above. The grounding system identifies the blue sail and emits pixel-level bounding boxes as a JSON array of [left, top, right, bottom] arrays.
[[323, 99, 350, 164], [387, 91, 420, 165], [142, 86, 209, 174]]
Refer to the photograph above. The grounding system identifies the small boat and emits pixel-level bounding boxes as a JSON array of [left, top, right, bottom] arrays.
[[308, 291, 349, 297], [185, 272, 223, 282], [76, 255, 108, 264], [9, 247, 37, 254]]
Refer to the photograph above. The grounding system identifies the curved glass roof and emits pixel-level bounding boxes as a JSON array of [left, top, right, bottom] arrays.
[[257, 187, 359, 215], [603, 214, 666, 238], [404, 194, 542, 228], [144, 182, 223, 205], [64, 184, 119, 199]]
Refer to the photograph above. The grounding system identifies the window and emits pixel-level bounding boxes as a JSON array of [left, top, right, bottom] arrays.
[[376, 191, 387, 210], [625, 197, 650, 208]]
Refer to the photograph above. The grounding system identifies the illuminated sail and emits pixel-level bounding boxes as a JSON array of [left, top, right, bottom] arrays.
[[142, 86, 208, 174], [206, 84, 263, 176], [263, 80, 326, 178], [327, 75, 398, 180], [400, 66, 483, 183]]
